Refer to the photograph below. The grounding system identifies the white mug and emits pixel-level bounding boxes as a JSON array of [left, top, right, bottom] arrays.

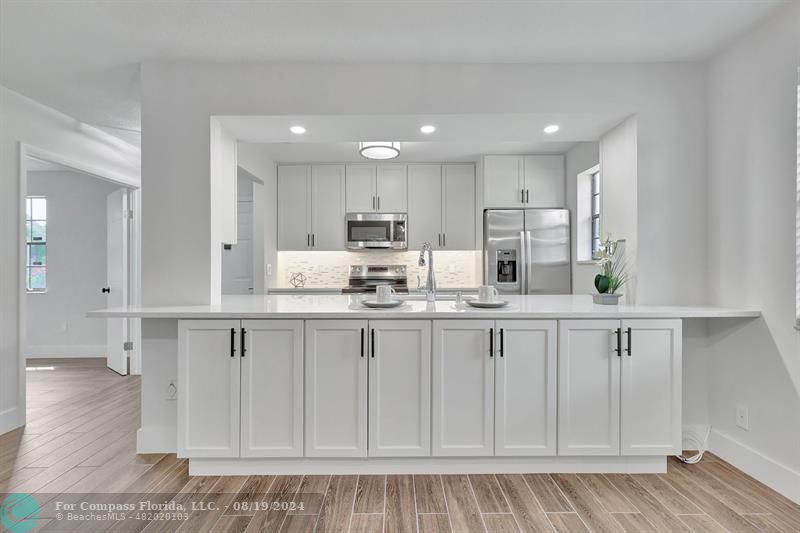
[[375, 284, 397, 303], [478, 285, 499, 302]]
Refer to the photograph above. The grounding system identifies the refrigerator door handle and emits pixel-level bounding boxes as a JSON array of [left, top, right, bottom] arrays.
[[519, 231, 527, 294], [525, 230, 534, 295]]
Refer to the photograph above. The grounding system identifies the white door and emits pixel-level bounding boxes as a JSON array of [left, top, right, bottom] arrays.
[[241, 320, 303, 457], [310, 165, 346, 250], [305, 320, 368, 457], [483, 156, 524, 208], [442, 164, 476, 249], [177, 320, 240, 458], [346, 165, 376, 212], [495, 320, 557, 456], [376, 164, 407, 212], [277, 165, 311, 250], [432, 320, 494, 456], [558, 319, 621, 456], [407, 164, 443, 250], [106, 188, 129, 375], [620, 319, 682, 456], [524, 155, 565, 208], [368, 320, 431, 457], [222, 179, 254, 294]]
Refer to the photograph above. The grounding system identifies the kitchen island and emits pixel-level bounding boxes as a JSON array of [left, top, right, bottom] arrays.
[[90, 295, 759, 475]]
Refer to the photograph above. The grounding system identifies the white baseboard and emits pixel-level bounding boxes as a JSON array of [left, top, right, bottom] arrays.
[[0, 406, 23, 436], [189, 456, 667, 476], [711, 429, 800, 504], [137, 426, 176, 453], [25, 344, 106, 358]]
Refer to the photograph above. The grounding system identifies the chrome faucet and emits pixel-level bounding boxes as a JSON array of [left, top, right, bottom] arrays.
[[418, 242, 436, 302]]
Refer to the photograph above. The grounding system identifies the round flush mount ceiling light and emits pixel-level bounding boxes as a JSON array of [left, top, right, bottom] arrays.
[[289, 125, 306, 135], [420, 124, 436, 134], [359, 141, 400, 160], [543, 124, 560, 134]]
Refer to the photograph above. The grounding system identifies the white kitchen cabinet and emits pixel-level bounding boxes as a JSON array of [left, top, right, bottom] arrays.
[[494, 320, 557, 456], [277, 165, 311, 250], [345, 165, 376, 212], [376, 164, 407, 212], [310, 165, 346, 250], [558, 319, 621, 456], [408, 164, 444, 250], [305, 320, 368, 457], [432, 320, 494, 456], [620, 319, 682, 456], [240, 320, 303, 457], [442, 164, 476, 249], [368, 320, 431, 457], [483, 155, 524, 208], [524, 155, 565, 207], [178, 320, 241, 458]]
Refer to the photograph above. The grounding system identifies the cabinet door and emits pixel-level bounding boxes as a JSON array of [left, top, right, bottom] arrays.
[[368, 320, 431, 457], [346, 165, 376, 212], [376, 164, 407, 212], [311, 165, 346, 250], [621, 319, 682, 456], [178, 320, 240, 458], [240, 320, 303, 457], [277, 166, 311, 250], [432, 320, 494, 456], [305, 320, 368, 457], [558, 319, 621, 456], [407, 164, 443, 250], [495, 320, 557, 456], [442, 164, 476, 249], [524, 155, 565, 208], [483, 156, 524, 208]]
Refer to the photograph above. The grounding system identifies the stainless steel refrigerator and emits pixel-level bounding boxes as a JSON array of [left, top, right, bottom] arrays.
[[484, 209, 571, 294]]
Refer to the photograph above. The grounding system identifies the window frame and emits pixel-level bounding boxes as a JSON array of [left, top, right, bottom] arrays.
[[590, 170, 602, 260], [25, 196, 47, 293]]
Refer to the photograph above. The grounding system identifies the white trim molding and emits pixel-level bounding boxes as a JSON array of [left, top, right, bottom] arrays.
[[711, 429, 800, 504], [25, 347, 107, 358]]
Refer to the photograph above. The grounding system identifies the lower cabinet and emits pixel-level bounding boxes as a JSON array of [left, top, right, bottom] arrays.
[[558, 319, 682, 456], [178, 319, 304, 458]]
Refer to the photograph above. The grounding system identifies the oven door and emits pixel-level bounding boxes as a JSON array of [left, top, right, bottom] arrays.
[[346, 213, 407, 250]]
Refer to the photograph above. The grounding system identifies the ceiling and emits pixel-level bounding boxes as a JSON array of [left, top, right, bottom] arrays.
[[0, 1, 788, 147]]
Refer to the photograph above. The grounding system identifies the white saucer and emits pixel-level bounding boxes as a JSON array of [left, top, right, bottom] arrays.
[[362, 299, 405, 309], [466, 299, 509, 309]]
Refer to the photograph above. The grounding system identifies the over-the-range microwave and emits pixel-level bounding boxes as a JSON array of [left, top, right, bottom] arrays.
[[345, 213, 407, 250]]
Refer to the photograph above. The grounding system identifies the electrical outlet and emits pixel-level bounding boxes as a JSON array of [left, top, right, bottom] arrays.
[[266, 264, 273, 276], [736, 404, 749, 430], [166, 380, 177, 401]]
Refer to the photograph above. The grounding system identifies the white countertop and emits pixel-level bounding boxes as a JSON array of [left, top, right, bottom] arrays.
[[88, 294, 761, 320]]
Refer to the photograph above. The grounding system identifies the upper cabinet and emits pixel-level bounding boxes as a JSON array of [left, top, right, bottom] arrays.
[[345, 164, 407, 213], [277, 165, 345, 251], [408, 164, 476, 250], [483, 155, 565, 209]]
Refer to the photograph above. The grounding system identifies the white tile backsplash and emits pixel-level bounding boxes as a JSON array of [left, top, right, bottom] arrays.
[[276, 250, 482, 289]]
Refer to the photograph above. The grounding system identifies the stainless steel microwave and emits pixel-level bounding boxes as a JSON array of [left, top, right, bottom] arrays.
[[345, 213, 407, 250]]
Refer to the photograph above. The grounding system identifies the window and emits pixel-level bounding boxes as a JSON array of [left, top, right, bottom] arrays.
[[590, 170, 602, 259], [26, 196, 47, 292]]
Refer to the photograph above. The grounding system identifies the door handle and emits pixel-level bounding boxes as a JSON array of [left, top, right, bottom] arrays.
[[370, 328, 375, 358], [240, 327, 246, 358], [521, 189, 525, 203], [377, 196, 380, 211], [307, 234, 310, 247], [614, 328, 622, 356], [442, 233, 446, 247], [438, 234, 441, 247], [311, 234, 315, 247], [102, 287, 111, 294], [372, 196, 375, 209], [489, 327, 494, 358], [625, 327, 632, 356], [230, 328, 236, 357], [499, 328, 504, 357], [360, 328, 365, 358]]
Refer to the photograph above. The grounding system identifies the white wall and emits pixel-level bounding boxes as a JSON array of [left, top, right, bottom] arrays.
[[565, 142, 600, 294], [0, 86, 140, 434], [209, 118, 238, 303], [237, 143, 277, 290], [26, 170, 120, 357], [706, 3, 800, 501]]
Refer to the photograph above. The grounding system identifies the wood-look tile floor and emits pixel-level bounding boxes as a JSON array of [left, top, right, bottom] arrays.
[[2, 359, 798, 532]]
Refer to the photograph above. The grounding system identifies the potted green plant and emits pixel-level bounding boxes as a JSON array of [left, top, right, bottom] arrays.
[[593, 236, 629, 305]]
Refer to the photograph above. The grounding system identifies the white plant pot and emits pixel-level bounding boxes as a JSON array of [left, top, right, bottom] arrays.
[[593, 293, 623, 305]]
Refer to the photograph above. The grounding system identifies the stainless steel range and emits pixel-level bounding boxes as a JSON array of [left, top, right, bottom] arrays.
[[343, 265, 409, 294]]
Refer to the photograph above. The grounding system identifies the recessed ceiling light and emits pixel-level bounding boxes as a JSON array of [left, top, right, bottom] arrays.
[[420, 125, 436, 134], [359, 141, 400, 160], [543, 124, 560, 134], [290, 125, 306, 135]]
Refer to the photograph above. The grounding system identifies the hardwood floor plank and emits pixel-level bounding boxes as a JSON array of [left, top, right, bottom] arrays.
[[176, 475, 249, 533], [385, 474, 416, 533], [612, 512, 657, 533], [524, 475, 573, 513], [314, 474, 357, 533], [470, 474, 511, 514], [741, 513, 799, 533], [546, 513, 589, 533], [495, 474, 553, 533], [353, 475, 386, 514], [350, 513, 385, 533], [676, 514, 729, 533], [280, 514, 320, 533], [415, 474, 448, 514], [225, 475, 275, 515], [290, 474, 330, 515], [670, 460, 770, 514], [578, 474, 638, 513], [211, 515, 253, 533], [418, 513, 453, 533], [604, 474, 689, 533], [483, 513, 520, 533], [441, 474, 486, 533], [551, 474, 622, 533], [631, 474, 704, 515], [244, 474, 303, 533]]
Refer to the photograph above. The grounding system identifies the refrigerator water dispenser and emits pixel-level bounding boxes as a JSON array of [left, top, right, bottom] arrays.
[[496, 250, 517, 283]]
